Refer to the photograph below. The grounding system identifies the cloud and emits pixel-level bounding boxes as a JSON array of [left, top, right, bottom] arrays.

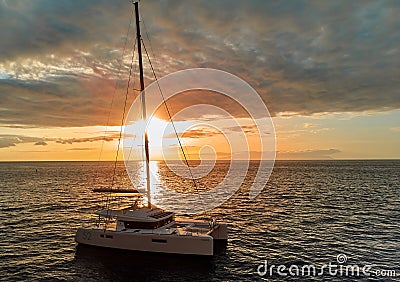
[[179, 127, 221, 139], [164, 123, 262, 139], [0, 135, 43, 148], [0, 0, 129, 60], [0, 132, 123, 148], [164, 125, 226, 139], [303, 123, 317, 129], [1, 0, 399, 128], [389, 127, 400, 132], [227, 125, 262, 135], [0, 75, 136, 127], [54, 134, 120, 144], [140, 0, 400, 116]]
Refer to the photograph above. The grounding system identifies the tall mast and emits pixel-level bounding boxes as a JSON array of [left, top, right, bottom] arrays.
[[134, 1, 151, 208]]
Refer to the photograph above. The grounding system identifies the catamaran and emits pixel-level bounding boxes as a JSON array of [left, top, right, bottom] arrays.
[[75, 1, 227, 256]]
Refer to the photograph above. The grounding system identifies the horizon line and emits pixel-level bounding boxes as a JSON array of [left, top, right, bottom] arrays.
[[1, 158, 399, 163]]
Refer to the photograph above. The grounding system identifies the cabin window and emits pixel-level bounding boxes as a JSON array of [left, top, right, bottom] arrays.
[[123, 215, 173, 229], [152, 239, 167, 243]]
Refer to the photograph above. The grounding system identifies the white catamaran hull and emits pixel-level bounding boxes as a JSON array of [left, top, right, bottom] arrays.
[[75, 228, 216, 256]]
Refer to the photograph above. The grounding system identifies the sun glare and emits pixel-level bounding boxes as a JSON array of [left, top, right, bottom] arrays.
[[146, 117, 169, 149]]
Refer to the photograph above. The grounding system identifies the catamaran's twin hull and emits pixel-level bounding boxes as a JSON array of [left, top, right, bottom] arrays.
[[76, 227, 217, 256]]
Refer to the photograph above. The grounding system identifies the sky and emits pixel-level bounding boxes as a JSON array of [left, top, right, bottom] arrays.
[[0, 0, 399, 161]]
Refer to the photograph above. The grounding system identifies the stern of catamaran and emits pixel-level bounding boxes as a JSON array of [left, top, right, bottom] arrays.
[[209, 223, 228, 240]]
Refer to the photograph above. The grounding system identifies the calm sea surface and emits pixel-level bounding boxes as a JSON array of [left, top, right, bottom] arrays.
[[0, 160, 399, 281]]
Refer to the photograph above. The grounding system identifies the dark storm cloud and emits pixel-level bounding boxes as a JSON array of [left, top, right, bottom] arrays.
[[1, 0, 399, 127]]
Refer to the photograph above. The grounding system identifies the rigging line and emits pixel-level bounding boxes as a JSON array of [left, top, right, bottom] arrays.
[[104, 38, 137, 221], [98, 5, 135, 164], [125, 63, 139, 163], [97, 6, 134, 227], [143, 18, 204, 212], [142, 18, 157, 71], [110, 39, 137, 190], [124, 62, 144, 194], [123, 23, 139, 165], [141, 38, 200, 195]]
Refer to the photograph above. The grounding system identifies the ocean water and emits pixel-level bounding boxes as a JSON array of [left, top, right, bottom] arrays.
[[0, 160, 399, 281]]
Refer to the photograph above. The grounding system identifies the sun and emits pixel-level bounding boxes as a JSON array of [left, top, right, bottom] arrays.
[[143, 116, 197, 160], [146, 116, 169, 149], [124, 116, 183, 161]]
